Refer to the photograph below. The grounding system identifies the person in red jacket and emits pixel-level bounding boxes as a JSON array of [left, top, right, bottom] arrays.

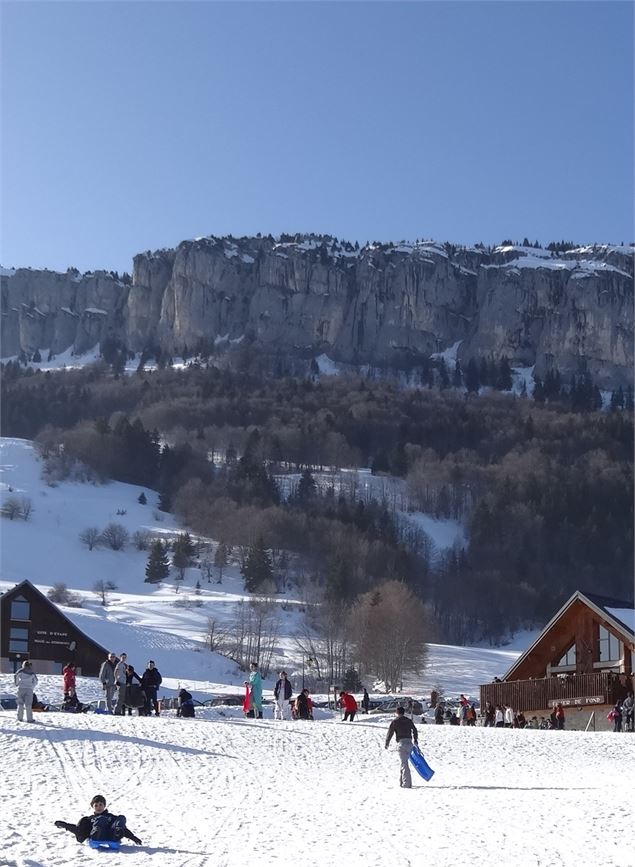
[[63, 663, 77, 701], [339, 690, 358, 722]]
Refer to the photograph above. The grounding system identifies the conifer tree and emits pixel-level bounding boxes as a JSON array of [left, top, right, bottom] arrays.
[[214, 541, 229, 584], [145, 540, 169, 584], [241, 537, 274, 592]]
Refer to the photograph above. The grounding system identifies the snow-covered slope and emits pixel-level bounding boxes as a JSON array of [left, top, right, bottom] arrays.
[[1, 710, 633, 867]]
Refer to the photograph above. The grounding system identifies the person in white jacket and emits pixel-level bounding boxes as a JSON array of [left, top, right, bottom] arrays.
[[14, 660, 38, 722]]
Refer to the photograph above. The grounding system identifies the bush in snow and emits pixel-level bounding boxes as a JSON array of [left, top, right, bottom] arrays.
[[79, 527, 101, 550], [101, 522, 129, 551], [47, 583, 83, 607]]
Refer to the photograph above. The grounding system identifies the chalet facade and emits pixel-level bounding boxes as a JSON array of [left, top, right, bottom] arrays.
[[480, 591, 635, 730], [0, 580, 109, 676]]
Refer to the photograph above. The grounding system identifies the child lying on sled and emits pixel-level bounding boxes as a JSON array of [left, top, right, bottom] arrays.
[[54, 794, 142, 846]]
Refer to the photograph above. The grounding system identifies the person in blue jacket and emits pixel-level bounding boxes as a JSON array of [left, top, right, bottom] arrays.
[[245, 661, 263, 719]]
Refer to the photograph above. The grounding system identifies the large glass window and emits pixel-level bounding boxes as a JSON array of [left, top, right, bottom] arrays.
[[10, 627, 28, 640], [10, 597, 30, 620], [599, 625, 621, 662], [557, 644, 576, 667]]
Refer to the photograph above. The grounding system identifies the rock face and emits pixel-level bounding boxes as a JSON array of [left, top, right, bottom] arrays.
[[2, 237, 633, 387]]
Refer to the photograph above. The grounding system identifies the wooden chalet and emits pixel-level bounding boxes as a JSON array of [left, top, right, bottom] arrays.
[[480, 591, 635, 729], [0, 579, 109, 676]]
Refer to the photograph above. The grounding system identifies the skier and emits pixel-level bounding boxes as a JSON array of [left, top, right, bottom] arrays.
[[245, 661, 263, 719], [141, 660, 162, 716], [14, 660, 38, 722], [385, 706, 418, 789], [54, 794, 142, 846], [273, 670, 292, 720]]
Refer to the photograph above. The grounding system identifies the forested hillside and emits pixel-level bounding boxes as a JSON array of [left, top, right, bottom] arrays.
[[2, 361, 632, 643]]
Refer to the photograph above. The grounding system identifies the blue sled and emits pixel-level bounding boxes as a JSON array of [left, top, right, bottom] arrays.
[[89, 839, 121, 851], [409, 745, 435, 782]]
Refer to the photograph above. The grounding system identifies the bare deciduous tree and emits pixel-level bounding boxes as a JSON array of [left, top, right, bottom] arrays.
[[3, 497, 23, 520], [19, 498, 33, 520], [47, 583, 83, 607], [205, 617, 230, 652], [79, 527, 101, 550], [132, 529, 151, 551], [351, 580, 430, 693], [93, 580, 117, 605], [101, 522, 129, 551]]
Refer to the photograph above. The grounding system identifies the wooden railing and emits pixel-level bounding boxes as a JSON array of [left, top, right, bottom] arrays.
[[480, 672, 631, 713]]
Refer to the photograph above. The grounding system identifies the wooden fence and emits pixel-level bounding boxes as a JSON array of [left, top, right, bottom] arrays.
[[480, 672, 630, 713]]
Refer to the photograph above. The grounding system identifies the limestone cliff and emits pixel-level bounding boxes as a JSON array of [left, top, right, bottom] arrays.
[[1, 236, 633, 388]]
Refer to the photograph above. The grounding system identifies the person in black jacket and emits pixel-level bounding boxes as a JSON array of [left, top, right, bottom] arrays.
[[178, 688, 195, 718], [385, 706, 418, 789], [54, 794, 142, 845], [273, 671, 293, 720], [123, 665, 144, 716], [141, 660, 162, 716]]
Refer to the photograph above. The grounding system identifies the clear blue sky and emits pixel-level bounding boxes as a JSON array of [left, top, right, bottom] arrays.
[[1, 1, 633, 273]]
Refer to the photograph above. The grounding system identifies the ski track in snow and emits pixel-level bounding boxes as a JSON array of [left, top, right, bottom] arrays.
[[1, 711, 634, 867]]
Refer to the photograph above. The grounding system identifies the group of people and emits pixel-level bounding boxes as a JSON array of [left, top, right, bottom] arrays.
[[98, 652, 162, 717], [608, 692, 634, 732]]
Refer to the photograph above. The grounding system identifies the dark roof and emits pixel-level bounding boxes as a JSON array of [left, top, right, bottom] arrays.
[[581, 592, 634, 636], [3, 579, 109, 655]]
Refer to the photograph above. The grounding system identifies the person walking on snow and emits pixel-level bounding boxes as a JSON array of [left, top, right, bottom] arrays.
[[339, 690, 357, 721], [54, 794, 142, 846], [113, 652, 128, 715], [385, 706, 418, 788], [99, 652, 117, 713], [245, 661, 263, 719], [15, 660, 38, 722], [273, 670, 292, 720]]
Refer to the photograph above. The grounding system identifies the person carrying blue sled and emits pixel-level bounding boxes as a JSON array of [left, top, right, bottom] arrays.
[[54, 794, 142, 849], [385, 706, 419, 788]]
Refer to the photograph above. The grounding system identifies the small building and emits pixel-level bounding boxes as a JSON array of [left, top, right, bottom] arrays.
[[1, 580, 109, 676], [480, 591, 635, 730]]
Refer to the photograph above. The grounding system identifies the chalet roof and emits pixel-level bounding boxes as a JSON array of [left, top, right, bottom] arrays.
[[2, 579, 109, 656], [503, 590, 635, 681]]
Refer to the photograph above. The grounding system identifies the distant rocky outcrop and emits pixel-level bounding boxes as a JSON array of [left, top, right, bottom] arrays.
[[1, 236, 633, 387]]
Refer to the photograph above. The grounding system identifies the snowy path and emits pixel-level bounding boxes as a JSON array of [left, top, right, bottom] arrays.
[[1, 710, 634, 867]]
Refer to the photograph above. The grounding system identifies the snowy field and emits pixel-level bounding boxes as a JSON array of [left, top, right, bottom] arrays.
[[3, 436, 632, 866], [1, 709, 634, 867]]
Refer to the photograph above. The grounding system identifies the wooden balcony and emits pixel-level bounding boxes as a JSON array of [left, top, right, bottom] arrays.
[[480, 672, 632, 713]]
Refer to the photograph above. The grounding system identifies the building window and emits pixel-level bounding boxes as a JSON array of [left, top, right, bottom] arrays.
[[10, 597, 30, 620], [9, 639, 29, 652], [598, 625, 621, 663], [557, 644, 576, 667], [10, 627, 29, 640]]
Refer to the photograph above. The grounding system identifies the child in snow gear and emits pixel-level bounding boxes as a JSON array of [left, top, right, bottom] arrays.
[[15, 660, 38, 722], [273, 671, 293, 720], [293, 689, 313, 720], [141, 660, 162, 716], [54, 794, 142, 845], [62, 663, 76, 701], [385, 706, 419, 789], [178, 688, 195, 718]]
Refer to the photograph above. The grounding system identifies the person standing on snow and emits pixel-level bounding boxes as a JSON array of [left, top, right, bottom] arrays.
[[245, 661, 263, 719], [339, 690, 358, 721], [385, 706, 418, 789], [362, 688, 370, 714], [99, 652, 117, 713], [63, 662, 77, 701], [113, 652, 128, 715], [141, 660, 162, 716], [273, 670, 292, 720], [54, 794, 142, 846], [15, 660, 38, 722]]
